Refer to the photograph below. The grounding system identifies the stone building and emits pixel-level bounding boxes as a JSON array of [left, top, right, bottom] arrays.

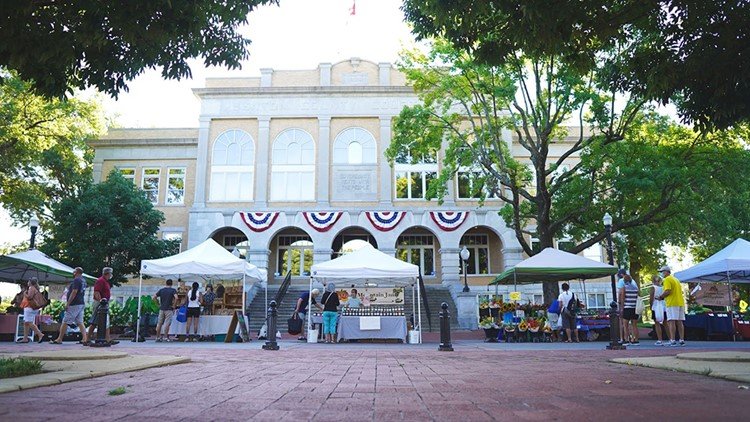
[[89, 58, 613, 329]]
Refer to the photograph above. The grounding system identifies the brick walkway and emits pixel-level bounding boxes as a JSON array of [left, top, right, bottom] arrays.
[[1, 342, 748, 421]]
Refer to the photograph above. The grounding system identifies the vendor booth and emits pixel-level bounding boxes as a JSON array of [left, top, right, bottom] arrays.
[[488, 248, 618, 342], [309, 244, 421, 343], [138, 239, 266, 340], [675, 238, 750, 340]]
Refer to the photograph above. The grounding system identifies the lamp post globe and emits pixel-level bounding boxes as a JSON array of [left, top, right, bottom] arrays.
[[29, 213, 40, 250], [460, 246, 470, 293]]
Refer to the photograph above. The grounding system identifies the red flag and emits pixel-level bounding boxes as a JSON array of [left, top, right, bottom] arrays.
[[350, 0, 356, 16]]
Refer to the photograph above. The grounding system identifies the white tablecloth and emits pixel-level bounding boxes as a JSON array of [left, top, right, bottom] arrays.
[[168, 315, 237, 336]]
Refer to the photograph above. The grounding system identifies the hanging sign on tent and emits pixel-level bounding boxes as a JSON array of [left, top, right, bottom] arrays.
[[509, 291, 522, 302], [740, 300, 748, 313], [694, 283, 732, 307], [337, 287, 404, 305]]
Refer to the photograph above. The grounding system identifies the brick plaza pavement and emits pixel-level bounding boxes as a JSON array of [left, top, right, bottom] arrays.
[[1, 340, 748, 421]]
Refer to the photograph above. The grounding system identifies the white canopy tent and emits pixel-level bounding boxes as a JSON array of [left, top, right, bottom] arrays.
[[309, 244, 422, 343], [137, 238, 266, 341]]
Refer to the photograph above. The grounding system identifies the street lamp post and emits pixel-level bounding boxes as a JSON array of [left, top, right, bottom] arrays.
[[460, 246, 470, 293], [604, 213, 625, 350], [29, 213, 39, 250]]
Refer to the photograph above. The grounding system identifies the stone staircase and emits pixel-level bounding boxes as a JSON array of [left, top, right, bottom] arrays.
[[245, 285, 461, 336]]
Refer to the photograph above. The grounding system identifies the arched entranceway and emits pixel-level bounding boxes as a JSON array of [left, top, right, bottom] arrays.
[[210, 227, 249, 258], [395, 226, 441, 281], [268, 227, 314, 279], [330, 226, 378, 260]]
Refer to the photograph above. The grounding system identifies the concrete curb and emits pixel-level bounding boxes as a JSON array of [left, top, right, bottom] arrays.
[[611, 354, 750, 384]]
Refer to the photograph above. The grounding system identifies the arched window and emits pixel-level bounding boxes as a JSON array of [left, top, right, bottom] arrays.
[[333, 127, 377, 164], [271, 128, 315, 201], [210, 130, 254, 201]]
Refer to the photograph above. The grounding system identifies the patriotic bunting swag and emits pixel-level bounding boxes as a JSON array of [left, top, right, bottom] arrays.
[[303, 212, 343, 232], [365, 211, 406, 232], [239, 212, 280, 232], [430, 211, 470, 231]]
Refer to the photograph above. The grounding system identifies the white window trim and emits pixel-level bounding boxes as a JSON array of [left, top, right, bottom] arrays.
[[271, 129, 316, 201], [456, 167, 501, 200], [166, 167, 186, 206], [162, 231, 184, 253], [276, 237, 314, 277], [141, 167, 161, 205], [459, 234, 491, 276], [333, 127, 377, 164], [210, 130, 255, 202], [118, 167, 136, 183]]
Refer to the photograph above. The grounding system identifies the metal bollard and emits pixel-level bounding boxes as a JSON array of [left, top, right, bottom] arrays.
[[606, 301, 626, 350], [91, 299, 111, 348], [262, 300, 280, 351], [438, 302, 454, 352]]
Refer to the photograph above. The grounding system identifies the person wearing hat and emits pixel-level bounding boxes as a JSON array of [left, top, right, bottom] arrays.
[[656, 265, 686, 346], [85, 267, 117, 345], [294, 288, 323, 341]]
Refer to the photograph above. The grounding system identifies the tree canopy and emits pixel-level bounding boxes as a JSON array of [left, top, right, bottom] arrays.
[[401, 0, 750, 131], [0, 1, 277, 97], [389, 41, 750, 302], [40, 171, 178, 285], [0, 71, 104, 223]]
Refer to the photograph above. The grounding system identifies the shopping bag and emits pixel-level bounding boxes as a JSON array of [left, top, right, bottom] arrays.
[[176, 305, 188, 323], [287, 313, 303, 335], [635, 297, 645, 315]]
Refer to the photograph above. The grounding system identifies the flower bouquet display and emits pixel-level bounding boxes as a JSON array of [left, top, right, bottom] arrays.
[[479, 316, 500, 342]]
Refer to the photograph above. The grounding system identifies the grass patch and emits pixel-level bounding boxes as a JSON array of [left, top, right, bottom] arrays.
[[108, 387, 127, 396], [0, 357, 44, 379]]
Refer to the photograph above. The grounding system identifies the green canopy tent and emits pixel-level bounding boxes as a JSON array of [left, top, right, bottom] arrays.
[[490, 248, 618, 290], [0, 249, 96, 285]]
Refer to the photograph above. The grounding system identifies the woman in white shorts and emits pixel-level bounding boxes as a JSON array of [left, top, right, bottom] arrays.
[[18, 278, 46, 343]]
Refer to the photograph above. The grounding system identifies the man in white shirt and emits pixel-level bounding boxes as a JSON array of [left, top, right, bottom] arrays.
[[558, 282, 580, 342]]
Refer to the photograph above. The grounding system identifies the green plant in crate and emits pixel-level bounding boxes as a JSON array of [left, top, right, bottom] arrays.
[[84, 303, 93, 324], [43, 300, 66, 322], [123, 296, 160, 325], [109, 301, 129, 327]]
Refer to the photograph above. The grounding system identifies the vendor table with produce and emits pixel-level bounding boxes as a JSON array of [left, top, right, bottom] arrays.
[[684, 312, 734, 339], [336, 307, 407, 342]]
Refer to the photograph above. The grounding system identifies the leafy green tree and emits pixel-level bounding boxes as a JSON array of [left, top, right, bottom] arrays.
[[0, 1, 278, 97], [0, 71, 104, 223], [388, 41, 750, 303], [401, 0, 750, 131], [41, 171, 179, 285]]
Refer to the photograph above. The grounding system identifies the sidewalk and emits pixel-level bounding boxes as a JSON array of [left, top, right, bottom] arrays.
[[0, 340, 747, 421]]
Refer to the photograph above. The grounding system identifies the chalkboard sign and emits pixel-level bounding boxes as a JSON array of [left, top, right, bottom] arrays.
[[225, 310, 251, 343]]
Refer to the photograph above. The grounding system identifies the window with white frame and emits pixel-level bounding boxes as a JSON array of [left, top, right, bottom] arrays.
[[396, 235, 435, 275], [456, 169, 501, 200], [458, 234, 490, 275], [583, 244, 603, 262], [119, 168, 135, 183], [277, 235, 314, 276], [271, 129, 315, 201], [333, 127, 377, 164], [530, 237, 542, 254], [162, 232, 183, 253], [587, 293, 607, 310], [166, 168, 186, 205], [210, 130, 254, 201], [141, 168, 160, 204], [394, 150, 437, 200]]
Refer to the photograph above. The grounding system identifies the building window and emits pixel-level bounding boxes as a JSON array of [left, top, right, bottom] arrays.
[[222, 235, 246, 250], [396, 235, 435, 276], [119, 168, 135, 183], [456, 169, 500, 200], [394, 151, 437, 200], [531, 237, 542, 254], [141, 168, 160, 204], [459, 234, 490, 275], [583, 244, 603, 262], [162, 232, 183, 253], [210, 130, 254, 201], [166, 168, 186, 205], [587, 293, 607, 310], [271, 129, 315, 201], [333, 127, 377, 164], [277, 235, 314, 276]]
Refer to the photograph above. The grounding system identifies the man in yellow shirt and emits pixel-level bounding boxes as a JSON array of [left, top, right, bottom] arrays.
[[657, 265, 686, 346]]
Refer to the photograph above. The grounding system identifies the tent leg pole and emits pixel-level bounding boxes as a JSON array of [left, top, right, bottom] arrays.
[[727, 273, 735, 342], [136, 275, 143, 343], [417, 278, 422, 344], [308, 277, 313, 336], [242, 273, 246, 324]]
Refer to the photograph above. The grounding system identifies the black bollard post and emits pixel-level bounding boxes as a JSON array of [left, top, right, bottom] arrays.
[[91, 299, 111, 348], [262, 300, 280, 351], [606, 301, 626, 350], [438, 302, 454, 352]]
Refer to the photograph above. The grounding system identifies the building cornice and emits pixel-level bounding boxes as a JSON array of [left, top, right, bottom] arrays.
[[192, 85, 415, 98], [88, 137, 198, 148]]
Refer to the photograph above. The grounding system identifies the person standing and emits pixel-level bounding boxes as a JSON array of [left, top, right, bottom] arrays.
[[202, 284, 216, 315], [321, 283, 341, 344], [294, 289, 322, 341], [657, 265, 686, 346], [346, 288, 361, 308], [50, 267, 88, 344], [18, 278, 45, 343], [185, 282, 202, 341], [85, 267, 116, 345], [618, 272, 640, 345], [616, 269, 627, 344], [649, 275, 667, 346], [558, 282, 580, 343], [154, 279, 178, 342]]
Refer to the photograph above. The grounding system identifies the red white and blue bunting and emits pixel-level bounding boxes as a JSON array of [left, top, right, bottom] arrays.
[[239, 212, 280, 232], [366, 211, 407, 232], [430, 211, 470, 231], [303, 212, 343, 232]]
